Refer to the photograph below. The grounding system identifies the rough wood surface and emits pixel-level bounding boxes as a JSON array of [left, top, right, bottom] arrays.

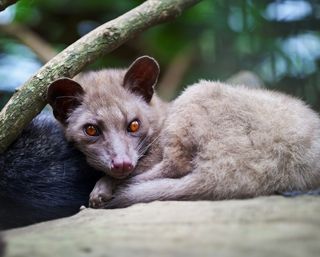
[[0, 0, 201, 153], [2, 196, 320, 257]]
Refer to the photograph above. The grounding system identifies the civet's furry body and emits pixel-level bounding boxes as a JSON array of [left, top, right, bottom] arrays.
[[0, 114, 101, 229], [48, 56, 320, 208]]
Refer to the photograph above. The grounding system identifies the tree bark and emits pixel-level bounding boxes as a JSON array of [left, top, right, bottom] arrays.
[[0, 0, 201, 153], [0, 0, 17, 11]]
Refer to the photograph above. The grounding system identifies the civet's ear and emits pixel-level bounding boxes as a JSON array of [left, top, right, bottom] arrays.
[[123, 56, 160, 103], [47, 78, 84, 124]]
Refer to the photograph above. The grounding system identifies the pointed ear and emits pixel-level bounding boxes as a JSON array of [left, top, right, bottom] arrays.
[[123, 56, 160, 103], [47, 78, 84, 124]]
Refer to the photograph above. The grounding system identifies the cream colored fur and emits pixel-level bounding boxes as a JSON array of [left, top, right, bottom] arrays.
[[48, 57, 320, 208], [107, 80, 320, 207]]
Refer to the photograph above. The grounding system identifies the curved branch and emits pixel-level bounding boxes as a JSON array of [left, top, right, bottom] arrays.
[[0, 0, 201, 153]]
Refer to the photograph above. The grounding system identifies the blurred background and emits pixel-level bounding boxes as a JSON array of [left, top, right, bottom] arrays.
[[0, 0, 320, 110]]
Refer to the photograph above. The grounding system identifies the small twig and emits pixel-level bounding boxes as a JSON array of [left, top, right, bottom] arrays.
[[0, 23, 57, 63], [158, 47, 195, 100]]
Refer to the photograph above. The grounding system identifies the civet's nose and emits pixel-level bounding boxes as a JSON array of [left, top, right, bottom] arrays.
[[111, 159, 133, 173]]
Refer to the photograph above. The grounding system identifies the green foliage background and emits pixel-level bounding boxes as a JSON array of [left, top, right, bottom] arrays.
[[1, 0, 320, 109]]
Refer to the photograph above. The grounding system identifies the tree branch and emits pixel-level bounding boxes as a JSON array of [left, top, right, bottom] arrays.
[[0, 0, 18, 11], [0, 0, 201, 153]]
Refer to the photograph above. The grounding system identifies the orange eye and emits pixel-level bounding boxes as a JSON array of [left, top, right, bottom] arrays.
[[128, 120, 140, 133], [84, 124, 99, 137]]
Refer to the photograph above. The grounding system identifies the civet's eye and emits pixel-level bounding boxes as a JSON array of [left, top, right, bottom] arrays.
[[127, 119, 140, 133], [84, 124, 100, 137]]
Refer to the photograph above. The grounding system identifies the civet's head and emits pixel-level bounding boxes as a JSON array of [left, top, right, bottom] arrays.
[[47, 56, 160, 179]]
